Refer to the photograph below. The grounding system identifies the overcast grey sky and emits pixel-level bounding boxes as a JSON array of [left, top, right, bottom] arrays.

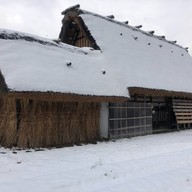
[[0, 0, 191, 54]]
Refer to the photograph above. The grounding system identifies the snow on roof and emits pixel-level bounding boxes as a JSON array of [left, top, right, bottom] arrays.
[[1, 7, 192, 98], [78, 10, 192, 95], [0, 28, 128, 97]]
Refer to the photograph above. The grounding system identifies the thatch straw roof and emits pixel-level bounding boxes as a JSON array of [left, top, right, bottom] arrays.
[[1, 5, 192, 100]]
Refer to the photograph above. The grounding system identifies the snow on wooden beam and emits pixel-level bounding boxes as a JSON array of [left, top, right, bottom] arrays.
[[62, 4, 80, 15], [107, 15, 115, 19], [168, 40, 177, 44], [147, 31, 155, 35], [123, 21, 129, 25], [185, 47, 189, 52], [157, 35, 165, 39], [134, 25, 142, 29]]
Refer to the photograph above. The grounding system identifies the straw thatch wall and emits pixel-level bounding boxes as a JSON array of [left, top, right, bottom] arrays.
[[0, 97, 100, 148]]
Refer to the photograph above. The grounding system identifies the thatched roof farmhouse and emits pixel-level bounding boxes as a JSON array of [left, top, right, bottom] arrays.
[[0, 5, 192, 148]]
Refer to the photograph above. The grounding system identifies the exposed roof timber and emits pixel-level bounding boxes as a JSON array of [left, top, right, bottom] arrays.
[[107, 15, 115, 19], [185, 47, 189, 52], [156, 35, 165, 39], [147, 31, 155, 34], [134, 25, 142, 29], [167, 40, 177, 44], [123, 21, 129, 25], [62, 4, 80, 15]]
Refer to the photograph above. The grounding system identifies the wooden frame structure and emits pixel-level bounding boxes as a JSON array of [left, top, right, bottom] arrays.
[[109, 101, 152, 138]]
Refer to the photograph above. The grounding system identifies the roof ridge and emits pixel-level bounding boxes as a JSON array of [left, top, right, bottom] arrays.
[[0, 29, 90, 55], [77, 8, 188, 52]]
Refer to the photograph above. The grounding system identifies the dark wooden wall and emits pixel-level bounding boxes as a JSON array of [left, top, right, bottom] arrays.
[[59, 13, 98, 49]]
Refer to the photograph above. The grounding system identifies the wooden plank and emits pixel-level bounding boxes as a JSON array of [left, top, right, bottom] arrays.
[[177, 116, 192, 120], [175, 112, 192, 116], [173, 99, 192, 126], [177, 120, 192, 124], [173, 106, 192, 109], [173, 102, 192, 106], [173, 99, 192, 103], [174, 109, 192, 112]]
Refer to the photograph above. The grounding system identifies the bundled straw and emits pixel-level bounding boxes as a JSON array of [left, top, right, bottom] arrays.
[[0, 97, 100, 148]]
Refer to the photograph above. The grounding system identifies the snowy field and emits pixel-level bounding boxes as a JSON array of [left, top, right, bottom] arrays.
[[1, 130, 192, 192]]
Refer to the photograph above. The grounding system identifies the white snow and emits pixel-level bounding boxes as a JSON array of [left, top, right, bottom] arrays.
[[1, 130, 192, 192], [1, 10, 192, 98], [81, 13, 192, 94], [0, 29, 128, 97]]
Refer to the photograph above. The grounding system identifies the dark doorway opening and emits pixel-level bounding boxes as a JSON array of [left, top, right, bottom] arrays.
[[152, 99, 177, 133]]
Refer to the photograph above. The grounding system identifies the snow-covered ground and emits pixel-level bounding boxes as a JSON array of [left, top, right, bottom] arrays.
[[1, 130, 192, 192]]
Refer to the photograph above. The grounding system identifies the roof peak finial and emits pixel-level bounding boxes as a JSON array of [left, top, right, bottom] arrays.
[[61, 4, 80, 15]]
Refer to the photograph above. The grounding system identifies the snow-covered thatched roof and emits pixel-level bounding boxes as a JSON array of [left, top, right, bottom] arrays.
[[0, 6, 192, 99]]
